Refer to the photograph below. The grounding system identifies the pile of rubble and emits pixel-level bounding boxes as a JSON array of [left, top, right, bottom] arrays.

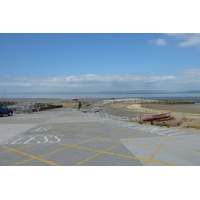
[[81, 99, 164, 120], [1, 101, 62, 113]]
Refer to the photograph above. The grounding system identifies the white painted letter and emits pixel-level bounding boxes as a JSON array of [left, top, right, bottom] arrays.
[[37, 135, 49, 143], [11, 136, 28, 144], [168, 132, 183, 136], [31, 127, 43, 132], [49, 135, 61, 143], [41, 127, 52, 132], [23, 136, 37, 144]]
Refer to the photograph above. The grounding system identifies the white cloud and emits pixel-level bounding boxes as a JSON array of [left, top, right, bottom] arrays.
[[176, 67, 200, 77], [165, 33, 200, 47], [149, 38, 167, 46], [1, 68, 200, 93]]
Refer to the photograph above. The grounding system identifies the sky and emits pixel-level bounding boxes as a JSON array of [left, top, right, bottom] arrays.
[[1, 1, 199, 195], [1, 33, 200, 93]]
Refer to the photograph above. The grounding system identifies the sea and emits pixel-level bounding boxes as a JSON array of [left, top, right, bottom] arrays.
[[1, 92, 200, 103]]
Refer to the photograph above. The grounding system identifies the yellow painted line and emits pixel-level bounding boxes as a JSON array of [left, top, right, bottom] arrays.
[[192, 139, 200, 142], [0, 144, 35, 154], [110, 153, 147, 161], [91, 125, 109, 128], [59, 143, 103, 153], [11, 146, 71, 166], [3, 142, 178, 166], [74, 131, 144, 166], [109, 130, 130, 134], [70, 133, 107, 146], [66, 133, 119, 142], [187, 149, 200, 153], [98, 138, 110, 141], [114, 140, 122, 143], [47, 127, 78, 134], [17, 145, 35, 149], [42, 146, 70, 156], [163, 137, 178, 140], [142, 145, 165, 166], [82, 124, 93, 127], [42, 123, 98, 131], [82, 130, 93, 133], [114, 132, 133, 135], [59, 142, 147, 162], [11, 158, 34, 166], [2, 146, 61, 166], [67, 133, 91, 138], [39, 124, 71, 128], [55, 133, 108, 151], [0, 149, 14, 154], [60, 141, 177, 166], [58, 143, 108, 154], [75, 152, 102, 165], [150, 160, 179, 166], [144, 136, 159, 138], [141, 144, 153, 146], [107, 146, 178, 166]]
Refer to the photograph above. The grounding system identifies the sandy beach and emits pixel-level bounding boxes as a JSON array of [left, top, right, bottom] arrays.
[[102, 101, 200, 117], [141, 104, 200, 115]]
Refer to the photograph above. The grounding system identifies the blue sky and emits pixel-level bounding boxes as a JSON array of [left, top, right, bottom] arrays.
[[1, 33, 200, 93]]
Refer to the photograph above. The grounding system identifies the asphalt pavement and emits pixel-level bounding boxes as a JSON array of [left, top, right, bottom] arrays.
[[0, 107, 200, 166]]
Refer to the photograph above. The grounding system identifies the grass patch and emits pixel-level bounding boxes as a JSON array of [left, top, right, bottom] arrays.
[[126, 117, 200, 129], [178, 117, 200, 129], [159, 101, 195, 105]]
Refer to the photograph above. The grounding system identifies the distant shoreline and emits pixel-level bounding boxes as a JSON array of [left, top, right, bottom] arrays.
[[0, 97, 64, 104], [1, 97, 200, 115], [1, 92, 200, 103], [0, 97, 107, 104]]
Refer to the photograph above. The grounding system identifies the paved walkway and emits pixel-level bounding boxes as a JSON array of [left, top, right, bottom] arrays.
[[0, 108, 200, 166]]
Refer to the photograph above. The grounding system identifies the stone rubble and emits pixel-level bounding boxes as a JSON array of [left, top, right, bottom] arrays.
[[81, 99, 165, 120], [0, 101, 62, 113]]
